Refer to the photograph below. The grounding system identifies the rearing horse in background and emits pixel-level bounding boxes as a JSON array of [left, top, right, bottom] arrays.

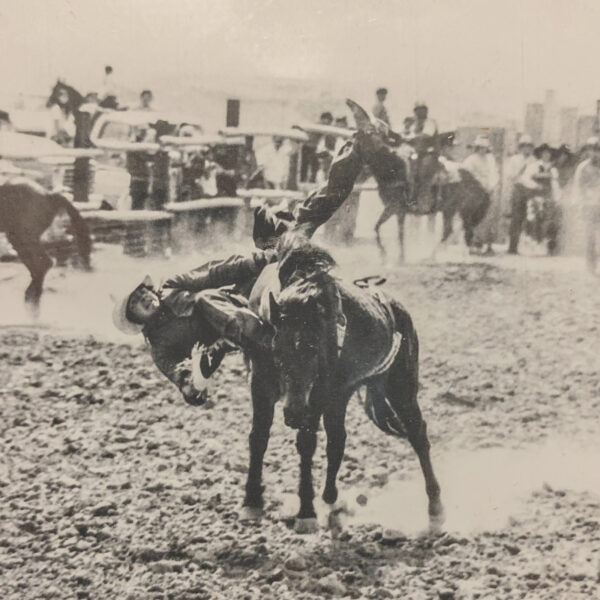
[[0, 182, 92, 311], [370, 127, 490, 260], [244, 236, 444, 533]]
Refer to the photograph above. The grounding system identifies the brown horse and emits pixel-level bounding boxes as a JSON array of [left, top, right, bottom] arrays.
[[0, 182, 91, 310], [242, 237, 444, 533]]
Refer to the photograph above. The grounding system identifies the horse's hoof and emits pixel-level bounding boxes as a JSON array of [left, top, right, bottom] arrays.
[[326, 501, 351, 538], [239, 506, 263, 522], [294, 517, 319, 534], [428, 503, 446, 533]]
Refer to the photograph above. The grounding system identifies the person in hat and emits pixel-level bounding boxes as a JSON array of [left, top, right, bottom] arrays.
[[530, 143, 560, 197], [437, 132, 462, 185], [373, 87, 391, 128], [572, 137, 600, 272], [507, 134, 540, 254], [112, 270, 273, 405], [462, 136, 499, 192], [406, 101, 437, 141]]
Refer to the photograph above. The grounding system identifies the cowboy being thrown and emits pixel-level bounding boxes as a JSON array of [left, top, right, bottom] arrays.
[[112, 100, 401, 403]]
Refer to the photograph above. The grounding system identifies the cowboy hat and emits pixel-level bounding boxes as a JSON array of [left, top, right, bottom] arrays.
[[533, 143, 556, 159], [517, 134, 534, 147], [414, 100, 428, 109], [112, 274, 154, 335]]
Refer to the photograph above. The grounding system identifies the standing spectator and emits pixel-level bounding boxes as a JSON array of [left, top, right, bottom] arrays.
[[47, 87, 76, 146], [372, 87, 391, 127], [100, 65, 118, 109], [462, 136, 500, 254], [137, 90, 154, 111], [300, 111, 332, 183], [507, 135, 545, 254], [572, 139, 600, 272]]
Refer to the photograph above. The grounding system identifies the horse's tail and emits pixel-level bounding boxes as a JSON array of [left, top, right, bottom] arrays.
[[50, 193, 92, 268]]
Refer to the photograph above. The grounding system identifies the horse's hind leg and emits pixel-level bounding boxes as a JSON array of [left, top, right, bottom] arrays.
[[7, 233, 52, 314], [241, 355, 277, 521], [385, 320, 444, 529], [374, 203, 395, 260]]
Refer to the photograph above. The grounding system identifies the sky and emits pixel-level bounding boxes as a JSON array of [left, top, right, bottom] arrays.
[[1, 0, 599, 128]]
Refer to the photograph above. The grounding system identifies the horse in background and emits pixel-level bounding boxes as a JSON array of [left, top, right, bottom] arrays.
[[255, 238, 444, 533], [0, 182, 92, 311], [369, 128, 490, 261]]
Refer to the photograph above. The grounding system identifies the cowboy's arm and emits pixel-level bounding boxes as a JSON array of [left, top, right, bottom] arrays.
[[163, 250, 275, 291]]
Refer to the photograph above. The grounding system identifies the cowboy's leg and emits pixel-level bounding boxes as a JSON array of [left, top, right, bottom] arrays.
[[194, 289, 272, 351], [292, 138, 364, 238]]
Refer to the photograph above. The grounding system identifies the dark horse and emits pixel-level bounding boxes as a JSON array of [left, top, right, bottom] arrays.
[[372, 134, 490, 260], [242, 238, 444, 533], [0, 182, 92, 310]]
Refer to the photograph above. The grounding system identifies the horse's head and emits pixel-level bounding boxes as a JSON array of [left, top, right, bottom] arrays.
[[269, 239, 338, 429]]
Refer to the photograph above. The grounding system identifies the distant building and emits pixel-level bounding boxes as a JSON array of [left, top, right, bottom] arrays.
[[576, 115, 596, 148], [559, 107, 578, 147], [524, 103, 544, 144], [542, 89, 560, 145]]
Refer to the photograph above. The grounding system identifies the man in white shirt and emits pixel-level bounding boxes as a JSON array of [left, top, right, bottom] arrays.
[[507, 134, 540, 254], [100, 65, 118, 109], [406, 101, 438, 155], [462, 136, 499, 192]]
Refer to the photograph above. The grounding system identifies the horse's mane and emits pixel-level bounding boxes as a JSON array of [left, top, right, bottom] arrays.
[[277, 234, 336, 288], [276, 235, 339, 321]]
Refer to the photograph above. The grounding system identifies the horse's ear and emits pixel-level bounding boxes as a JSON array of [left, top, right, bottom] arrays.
[[269, 292, 280, 323]]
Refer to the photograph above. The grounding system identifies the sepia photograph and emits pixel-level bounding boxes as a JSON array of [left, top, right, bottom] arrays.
[[0, 0, 599, 598]]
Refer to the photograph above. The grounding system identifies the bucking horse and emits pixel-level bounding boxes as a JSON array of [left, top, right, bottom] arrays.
[[0, 181, 92, 311], [241, 235, 444, 533]]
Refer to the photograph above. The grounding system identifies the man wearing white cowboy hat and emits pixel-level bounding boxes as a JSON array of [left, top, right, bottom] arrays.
[[572, 137, 600, 272], [462, 136, 499, 193], [112, 271, 272, 405]]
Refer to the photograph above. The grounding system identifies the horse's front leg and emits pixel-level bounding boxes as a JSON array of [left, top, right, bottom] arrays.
[[240, 356, 277, 522], [294, 412, 321, 533], [322, 397, 350, 536]]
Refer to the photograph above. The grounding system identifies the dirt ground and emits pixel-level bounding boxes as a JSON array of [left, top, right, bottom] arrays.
[[1, 239, 599, 599]]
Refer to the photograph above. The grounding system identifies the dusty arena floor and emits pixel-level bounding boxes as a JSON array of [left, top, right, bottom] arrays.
[[1, 238, 599, 599]]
